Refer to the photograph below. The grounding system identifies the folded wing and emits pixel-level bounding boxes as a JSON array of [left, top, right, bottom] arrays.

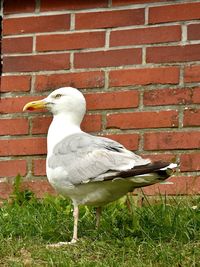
[[47, 133, 175, 187]]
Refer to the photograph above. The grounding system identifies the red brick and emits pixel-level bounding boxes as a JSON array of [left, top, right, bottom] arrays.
[[75, 9, 144, 30], [149, 2, 200, 24], [142, 153, 176, 163], [7, 176, 200, 197], [143, 88, 192, 106], [147, 44, 200, 63], [2, 37, 33, 54], [4, 0, 35, 14], [0, 160, 27, 177], [112, 0, 165, 5], [32, 117, 52, 135], [35, 71, 104, 91], [41, 0, 108, 11], [81, 114, 102, 132], [144, 131, 200, 150], [184, 65, 200, 83], [103, 133, 139, 151], [0, 96, 44, 114], [141, 176, 200, 196], [36, 31, 105, 52], [3, 54, 69, 72], [183, 108, 200, 127], [31, 117, 49, 134], [192, 88, 200, 103], [109, 67, 179, 87], [86, 91, 139, 110], [0, 118, 29, 135], [0, 183, 13, 199], [2, 175, 200, 197], [188, 24, 200, 40], [106, 110, 178, 130], [22, 180, 56, 198], [3, 15, 70, 35], [0, 138, 47, 156], [180, 153, 200, 172], [1, 75, 31, 92], [31, 114, 102, 134], [33, 159, 46, 176], [110, 25, 181, 46], [74, 48, 141, 68]]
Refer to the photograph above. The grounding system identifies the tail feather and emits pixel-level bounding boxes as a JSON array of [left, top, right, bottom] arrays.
[[118, 161, 170, 178], [103, 161, 177, 188], [129, 161, 177, 189]]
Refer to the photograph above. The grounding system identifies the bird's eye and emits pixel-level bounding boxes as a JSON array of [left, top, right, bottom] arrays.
[[54, 94, 62, 99]]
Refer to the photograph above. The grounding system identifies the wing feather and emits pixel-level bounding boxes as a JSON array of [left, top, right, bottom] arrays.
[[48, 133, 151, 185]]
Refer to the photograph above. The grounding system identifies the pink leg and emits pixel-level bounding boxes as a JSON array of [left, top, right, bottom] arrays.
[[46, 204, 79, 247], [71, 205, 79, 243]]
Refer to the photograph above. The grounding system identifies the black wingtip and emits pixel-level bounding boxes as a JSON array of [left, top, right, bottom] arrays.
[[119, 161, 170, 178]]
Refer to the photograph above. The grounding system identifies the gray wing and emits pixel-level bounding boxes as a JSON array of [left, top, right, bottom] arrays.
[[48, 132, 150, 185]]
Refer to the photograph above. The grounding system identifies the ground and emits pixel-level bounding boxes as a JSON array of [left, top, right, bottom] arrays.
[[0, 187, 200, 266]]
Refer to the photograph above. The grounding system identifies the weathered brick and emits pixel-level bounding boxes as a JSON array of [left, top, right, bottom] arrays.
[[31, 114, 102, 134], [1, 0, 200, 197], [3, 54, 70, 72], [144, 131, 200, 150], [33, 159, 46, 176], [143, 88, 192, 106], [2, 37, 33, 54], [0, 160, 27, 177], [147, 44, 200, 63], [32, 117, 52, 135], [109, 67, 179, 87], [180, 153, 200, 172], [149, 2, 200, 24], [3, 15, 70, 35], [75, 9, 144, 29], [0, 138, 47, 156], [110, 25, 181, 46], [36, 32, 105, 52], [74, 48, 141, 69], [141, 176, 200, 196], [4, 0, 35, 14], [184, 65, 200, 83], [192, 88, 200, 103], [103, 133, 139, 151], [35, 71, 104, 91], [106, 110, 178, 129], [183, 108, 200, 127], [41, 0, 108, 11], [1, 75, 31, 92], [81, 114, 102, 132], [0, 96, 44, 114], [112, 0, 165, 5], [0, 183, 13, 199], [142, 153, 176, 163], [0, 118, 29, 135], [22, 180, 56, 198], [86, 91, 139, 110], [3, 176, 200, 197], [188, 24, 200, 40]]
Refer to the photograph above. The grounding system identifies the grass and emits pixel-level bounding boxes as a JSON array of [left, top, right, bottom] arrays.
[[0, 180, 200, 266]]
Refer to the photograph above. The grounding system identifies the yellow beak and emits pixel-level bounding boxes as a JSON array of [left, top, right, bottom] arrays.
[[23, 99, 46, 111]]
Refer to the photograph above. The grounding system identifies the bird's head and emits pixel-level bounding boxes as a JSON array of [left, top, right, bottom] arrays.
[[23, 87, 86, 121]]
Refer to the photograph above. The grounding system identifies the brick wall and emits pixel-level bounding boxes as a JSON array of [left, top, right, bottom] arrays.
[[0, 0, 200, 198]]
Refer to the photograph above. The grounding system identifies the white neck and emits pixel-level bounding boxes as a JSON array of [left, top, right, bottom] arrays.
[[47, 113, 82, 155]]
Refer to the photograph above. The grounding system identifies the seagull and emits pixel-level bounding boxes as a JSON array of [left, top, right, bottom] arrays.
[[23, 87, 176, 245]]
